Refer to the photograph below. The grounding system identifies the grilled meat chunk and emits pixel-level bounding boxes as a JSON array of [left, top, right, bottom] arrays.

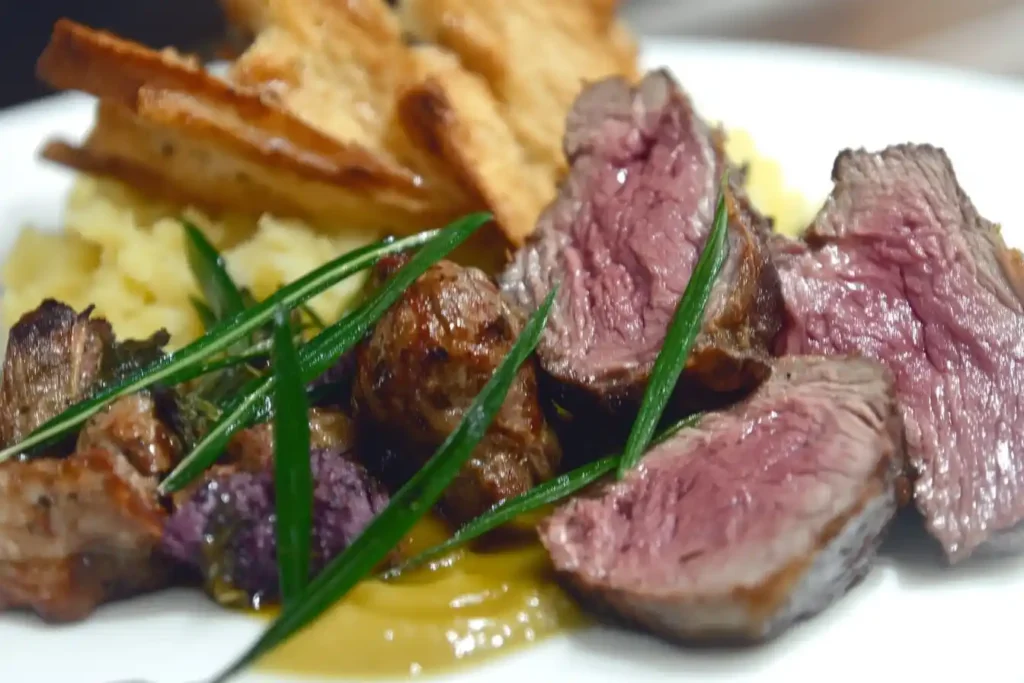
[[353, 258, 562, 523], [224, 408, 355, 472], [0, 300, 112, 448], [0, 301, 178, 621], [77, 393, 181, 477], [776, 144, 1024, 562], [501, 70, 783, 414], [0, 447, 167, 622], [541, 357, 903, 642]]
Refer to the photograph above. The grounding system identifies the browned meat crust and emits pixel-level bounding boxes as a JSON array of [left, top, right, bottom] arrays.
[[353, 258, 562, 523], [0, 448, 167, 622], [0, 300, 111, 449]]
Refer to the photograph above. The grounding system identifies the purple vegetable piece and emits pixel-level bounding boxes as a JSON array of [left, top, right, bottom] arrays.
[[162, 449, 388, 603]]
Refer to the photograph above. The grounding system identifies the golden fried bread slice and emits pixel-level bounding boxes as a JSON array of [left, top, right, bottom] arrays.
[[223, 0, 476, 212], [36, 19, 454, 230], [399, 0, 639, 179], [398, 46, 555, 247]]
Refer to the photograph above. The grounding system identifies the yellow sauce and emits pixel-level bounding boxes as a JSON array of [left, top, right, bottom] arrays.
[[258, 517, 586, 679]]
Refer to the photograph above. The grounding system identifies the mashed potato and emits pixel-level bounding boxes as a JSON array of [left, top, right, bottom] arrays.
[[1, 131, 810, 346], [2, 177, 379, 346], [724, 129, 815, 237]]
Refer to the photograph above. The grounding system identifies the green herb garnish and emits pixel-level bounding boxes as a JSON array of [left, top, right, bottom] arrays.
[[616, 186, 730, 478], [386, 412, 704, 578], [0, 218, 484, 464], [184, 221, 246, 322], [159, 213, 490, 494], [271, 310, 313, 605], [191, 297, 218, 332], [299, 304, 326, 331], [208, 288, 556, 683]]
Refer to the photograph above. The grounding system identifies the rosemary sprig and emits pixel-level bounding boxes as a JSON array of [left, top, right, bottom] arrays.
[[183, 221, 246, 322], [0, 217, 487, 464], [385, 412, 704, 578], [271, 310, 313, 605], [159, 213, 489, 494], [208, 289, 556, 683], [616, 186, 730, 477]]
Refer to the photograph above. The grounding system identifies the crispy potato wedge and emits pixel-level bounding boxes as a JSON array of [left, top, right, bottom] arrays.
[[36, 19, 456, 231]]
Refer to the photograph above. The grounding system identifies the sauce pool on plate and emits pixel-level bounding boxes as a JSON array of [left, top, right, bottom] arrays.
[[257, 517, 586, 678]]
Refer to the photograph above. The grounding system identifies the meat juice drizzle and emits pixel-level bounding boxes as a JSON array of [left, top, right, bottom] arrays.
[[254, 516, 585, 678]]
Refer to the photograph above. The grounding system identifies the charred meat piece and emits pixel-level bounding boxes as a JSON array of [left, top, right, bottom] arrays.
[[224, 408, 356, 472], [0, 447, 168, 622], [353, 258, 562, 523], [77, 393, 182, 477], [163, 449, 388, 606], [776, 144, 1024, 562], [501, 70, 783, 413], [541, 357, 902, 642], [0, 301, 179, 621], [0, 300, 112, 448]]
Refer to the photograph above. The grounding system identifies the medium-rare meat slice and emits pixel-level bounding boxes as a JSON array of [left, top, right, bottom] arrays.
[[776, 144, 1024, 562], [540, 357, 902, 642], [0, 302, 178, 621], [353, 258, 562, 524], [501, 70, 783, 412]]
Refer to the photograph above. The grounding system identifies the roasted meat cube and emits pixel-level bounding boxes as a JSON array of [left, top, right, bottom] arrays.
[[0, 301, 178, 621], [353, 258, 562, 523]]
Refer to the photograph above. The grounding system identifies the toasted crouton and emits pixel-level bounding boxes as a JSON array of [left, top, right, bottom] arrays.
[[36, 19, 456, 231], [398, 47, 556, 247], [399, 0, 638, 179], [223, 0, 477, 215]]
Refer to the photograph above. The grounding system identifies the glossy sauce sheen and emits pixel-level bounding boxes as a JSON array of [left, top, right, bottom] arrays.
[[258, 517, 585, 678]]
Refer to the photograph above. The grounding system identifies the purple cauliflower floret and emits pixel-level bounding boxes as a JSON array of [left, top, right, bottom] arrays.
[[162, 449, 388, 605]]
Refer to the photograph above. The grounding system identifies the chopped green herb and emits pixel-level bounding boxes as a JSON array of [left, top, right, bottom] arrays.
[[183, 220, 246, 322], [271, 310, 313, 605]]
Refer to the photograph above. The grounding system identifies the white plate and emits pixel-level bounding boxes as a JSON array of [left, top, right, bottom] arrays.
[[2, 37, 1024, 683]]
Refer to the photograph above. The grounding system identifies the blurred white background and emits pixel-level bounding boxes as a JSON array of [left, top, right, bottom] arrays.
[[624, 0, 1024, 76]]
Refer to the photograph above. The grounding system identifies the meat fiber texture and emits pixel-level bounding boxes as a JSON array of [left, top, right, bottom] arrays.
[[776, 144, 1024, 562], [501, 69, 783, 414], [162, 449, 388, 604], [540, 357, 903, 642]]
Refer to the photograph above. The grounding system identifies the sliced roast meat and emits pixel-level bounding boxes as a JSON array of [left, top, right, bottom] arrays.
[[501, 70, 783, 412], [353, 258, 562, 524], [0, 300, 112, 448], [163, 449, 388, 606], [0, 447, 168, 622], [540, 357, 902, 642], [776, 144, 1024, 562]]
